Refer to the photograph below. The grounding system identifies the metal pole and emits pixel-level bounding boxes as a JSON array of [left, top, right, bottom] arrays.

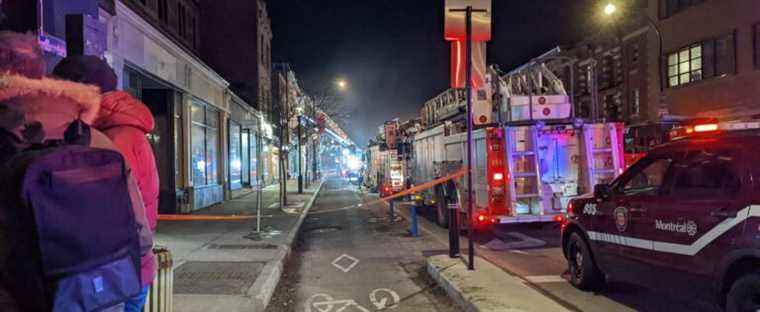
[[256, 133, 263, 233], [465, 6, 475, 271], [298, 115, 303, 193]]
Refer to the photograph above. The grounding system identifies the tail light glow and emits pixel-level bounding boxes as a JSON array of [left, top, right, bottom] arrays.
[[493, 173, 504, 181], [694, 123, 719, 132]]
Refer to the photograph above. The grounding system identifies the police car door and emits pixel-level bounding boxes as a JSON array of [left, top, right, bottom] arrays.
[[596, 154, 677, 282], [646, 146, 746, 289]]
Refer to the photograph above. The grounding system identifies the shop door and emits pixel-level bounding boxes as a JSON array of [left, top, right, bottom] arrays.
[[142, 89, 177, 214]]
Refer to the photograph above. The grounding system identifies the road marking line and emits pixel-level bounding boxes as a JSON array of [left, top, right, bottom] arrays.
[[524, 275, 567, 284], [331, 254, 360, 273]]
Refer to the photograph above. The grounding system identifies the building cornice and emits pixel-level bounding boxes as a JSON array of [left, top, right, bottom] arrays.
[[115, 0, 229, 90]]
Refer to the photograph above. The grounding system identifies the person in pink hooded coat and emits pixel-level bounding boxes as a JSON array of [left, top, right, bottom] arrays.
[[53, 55, 160, 312], [0, 31, 153, 312]]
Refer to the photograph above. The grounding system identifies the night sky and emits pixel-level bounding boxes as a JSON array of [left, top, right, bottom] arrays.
[[268, 0, 601, 145]]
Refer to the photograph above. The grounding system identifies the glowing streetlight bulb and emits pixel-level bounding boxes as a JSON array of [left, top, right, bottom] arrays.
[[337, 79, 347, 90], [603, 3, 617, 16]]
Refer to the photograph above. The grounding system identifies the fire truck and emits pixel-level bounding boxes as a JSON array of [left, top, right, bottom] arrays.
[[411, 56, 625, 229]]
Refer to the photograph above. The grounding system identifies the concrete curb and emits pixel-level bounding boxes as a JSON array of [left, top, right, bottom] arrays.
[[426, 255, 570, 312], [248, 179, 326, 311]]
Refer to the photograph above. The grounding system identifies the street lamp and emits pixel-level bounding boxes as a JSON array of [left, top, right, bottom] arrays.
[[603, 3, 617, 16], [337, 79, 347, 91]]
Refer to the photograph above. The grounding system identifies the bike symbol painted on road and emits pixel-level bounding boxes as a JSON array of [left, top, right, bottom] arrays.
[[305, 293, 371, 312], [369, 288, 400, 310], [304, 288, 400, 312]]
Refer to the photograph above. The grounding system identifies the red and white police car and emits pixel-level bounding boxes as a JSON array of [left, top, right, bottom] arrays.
[[562, 120, 760, 311]]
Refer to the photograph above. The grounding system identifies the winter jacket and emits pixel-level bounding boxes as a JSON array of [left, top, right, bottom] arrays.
[[94, 90, 159, 287], [0, 73, 155, 292]]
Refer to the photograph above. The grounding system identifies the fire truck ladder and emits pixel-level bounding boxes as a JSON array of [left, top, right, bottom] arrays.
[[583, 123, 624, 189], [505, 126, 543, 216]]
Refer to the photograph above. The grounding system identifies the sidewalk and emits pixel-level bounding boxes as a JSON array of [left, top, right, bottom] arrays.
[[154, 179, 324, 312], [377, 197, 571, 312]]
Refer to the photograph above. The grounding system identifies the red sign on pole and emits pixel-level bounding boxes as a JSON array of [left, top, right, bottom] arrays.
[[451, 40, 487, 89]]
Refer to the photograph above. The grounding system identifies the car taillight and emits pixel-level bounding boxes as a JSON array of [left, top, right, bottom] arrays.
[[567, 201, 574, 216], [477, 214, 487, 222], [554, 215, 565, 222], [493, 173, 503, 181]]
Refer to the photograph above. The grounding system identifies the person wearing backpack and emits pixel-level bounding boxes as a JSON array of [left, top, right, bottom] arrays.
[[0, 31, 152, 311], [53, 55, 159, 312]]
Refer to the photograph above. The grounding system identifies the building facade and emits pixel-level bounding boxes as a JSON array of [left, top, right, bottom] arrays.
[[200, 0, 273, 120], [101, 0, 231, 212], [647, 0, 760, 120]]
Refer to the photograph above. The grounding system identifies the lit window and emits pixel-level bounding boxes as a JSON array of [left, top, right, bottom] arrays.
[[668, 44, 702, 87]]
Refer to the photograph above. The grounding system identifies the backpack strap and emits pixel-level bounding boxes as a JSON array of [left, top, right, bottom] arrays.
[[63, 119, 91, 146]]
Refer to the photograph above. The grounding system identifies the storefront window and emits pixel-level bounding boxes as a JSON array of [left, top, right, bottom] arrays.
[[191, 101, 220, 186], [229, 122, 242, 190], [241, 129, 250, 186]]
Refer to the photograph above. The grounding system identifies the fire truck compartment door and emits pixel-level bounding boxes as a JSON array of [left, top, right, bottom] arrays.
[[537, 130, 580, 196]]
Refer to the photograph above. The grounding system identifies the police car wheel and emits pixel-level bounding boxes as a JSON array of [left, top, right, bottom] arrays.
[[726, 272, 760, 312], [566, 232, 601, 290]]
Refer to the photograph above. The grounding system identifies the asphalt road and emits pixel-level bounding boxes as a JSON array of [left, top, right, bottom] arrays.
[[409, 203, 719, 312], [266, 177, 458, 312], [268, 177, 718, 312]]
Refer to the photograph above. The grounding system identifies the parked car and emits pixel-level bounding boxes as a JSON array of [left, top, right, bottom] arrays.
[[561, 120, 760, 311]]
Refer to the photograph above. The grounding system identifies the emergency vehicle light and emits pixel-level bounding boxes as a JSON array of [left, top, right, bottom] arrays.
[[671, 120, 760, 140], [694, 123, 718, 132], [493, 173, 504, 181]]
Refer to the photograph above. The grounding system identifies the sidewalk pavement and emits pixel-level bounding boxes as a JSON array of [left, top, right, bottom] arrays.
[[377, 198, 570, 312], [154, 179, 324, 312], [426, 255, 569, 312]]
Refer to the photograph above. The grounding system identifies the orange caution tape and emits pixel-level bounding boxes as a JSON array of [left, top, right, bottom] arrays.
[[368, 169, 466, 206], [157, 214, 255, 221], [159, 169, 466, 221]]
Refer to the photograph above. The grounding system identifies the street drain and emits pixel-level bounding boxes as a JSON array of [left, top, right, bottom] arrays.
[[207, 243, 278, 250], [174, 261, 265, 295], [306, 226, 342, 234]]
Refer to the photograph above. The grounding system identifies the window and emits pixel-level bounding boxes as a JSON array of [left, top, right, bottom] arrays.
[[667, 33, 735, 88], [631, 88, 640, 117], [671, 150, 741, 198], [177, 2, 186, 38], [667, 44, 702, 87], [229, 121, 242, 190], [661, 0, 704, 19], [139, 0, 147, 5], [191, 102, 219, 186], [191, 16, 197, 48], [618, 158, 673, 195], [158, 0, 168, 22], [754, 23, 760, 69]]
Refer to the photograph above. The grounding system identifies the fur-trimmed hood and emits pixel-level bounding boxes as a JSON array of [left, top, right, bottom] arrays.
[[0, 73, 102, 140], [0, 73, 102, 122]]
